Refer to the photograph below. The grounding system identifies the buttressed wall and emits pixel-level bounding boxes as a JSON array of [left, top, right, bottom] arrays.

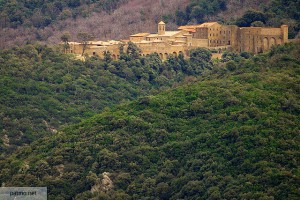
[[68, 21, 288, 60]]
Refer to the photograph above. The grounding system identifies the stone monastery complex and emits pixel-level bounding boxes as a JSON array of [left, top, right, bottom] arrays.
[[69, 21, 288, 60]]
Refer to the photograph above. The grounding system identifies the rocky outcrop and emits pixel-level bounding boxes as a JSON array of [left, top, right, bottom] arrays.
[[19, 162, 30, 173], [2, 134, 10, 147], [55, 164, 65, 177], [91, 172, 113, 193], [43, 120, 58, 134]]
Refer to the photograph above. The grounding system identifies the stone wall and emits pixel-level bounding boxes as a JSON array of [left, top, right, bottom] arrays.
[[67, 22, 288, 60]]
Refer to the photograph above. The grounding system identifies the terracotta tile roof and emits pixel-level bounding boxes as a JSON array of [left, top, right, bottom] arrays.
[[198, 22, 218, 27], [178, 22, 219, 32], [184, 28, 196, 33]]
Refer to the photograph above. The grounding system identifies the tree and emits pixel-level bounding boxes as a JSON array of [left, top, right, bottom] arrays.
[[190, 6, 204, 23], [156, 182, 170, 199], [126, 41, 141, 60], [225, 60, 237, 71], [77, 32, 94, 56], [251, 21, 265, 27], [61, 32, 71, 53], [103, 51, 112, 63], [176, 10, 189, 25], [189, 48, 212, 72], [119, 43, 129, 61], [236, 10, 267, 27], [190, 48, 211, 63]]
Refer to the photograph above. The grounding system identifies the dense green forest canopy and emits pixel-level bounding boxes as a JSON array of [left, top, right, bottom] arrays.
[[175, 0, 226, 25], [0, 41, 299, 199], [0, 0, 125, 28], [235, 0, 300, 38], [0, 43, 212, 155]]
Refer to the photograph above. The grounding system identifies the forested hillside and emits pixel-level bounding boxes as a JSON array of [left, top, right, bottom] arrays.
[[0, 0, 126, 28], [1, 0, 299, 48], [0, 43, 212, 155], [1, 42, 299, 199], [177, 0, 299, 38], [0, 0, 189, 48]]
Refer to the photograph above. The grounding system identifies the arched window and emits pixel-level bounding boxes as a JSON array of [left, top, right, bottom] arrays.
[[159, 53, 163, 59], [263, 37, 268, 50], [270, 37, 276, 47], [164, 53, 168, 59]]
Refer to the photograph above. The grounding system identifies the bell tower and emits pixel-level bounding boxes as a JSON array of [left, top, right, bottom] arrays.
[[158, 21, 165, 35]]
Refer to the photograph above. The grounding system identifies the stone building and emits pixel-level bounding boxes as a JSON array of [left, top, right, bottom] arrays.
[[68, 21, 288, 60], [178, 22, 288, 54]]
